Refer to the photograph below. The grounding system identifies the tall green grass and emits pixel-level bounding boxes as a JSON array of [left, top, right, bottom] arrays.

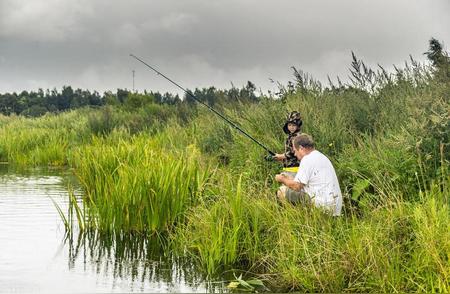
[[71, 134, 211, 233], [173, 175, 266, 274], [0, 106, 180, 166], [0, 109, 90, 165], [173, 172, 449, 292]]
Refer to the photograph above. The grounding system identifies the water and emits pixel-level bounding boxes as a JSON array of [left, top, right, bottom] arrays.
[[0, 165, 222, 293]]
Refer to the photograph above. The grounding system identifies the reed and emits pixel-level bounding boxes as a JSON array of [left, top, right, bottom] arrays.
[[407, 178, 450, 292], [172, 173, 449, 292], [0, 109, 90, 165], [173, 175, 270, 274], [50, 185, 85, 233], [71, 134, 211, 234]]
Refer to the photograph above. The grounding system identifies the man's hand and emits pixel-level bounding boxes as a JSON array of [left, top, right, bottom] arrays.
[[275, 173, 304, 192], [273, 153, 286, 161], [275, 174, 286, 183]]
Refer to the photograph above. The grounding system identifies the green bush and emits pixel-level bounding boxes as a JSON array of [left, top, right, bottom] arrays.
[[87, 106, 118, 136], [337, 131, 420, 210]]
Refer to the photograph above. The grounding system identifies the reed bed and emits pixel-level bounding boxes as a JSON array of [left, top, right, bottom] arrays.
[[71, 134, 211, 233], [0, 109, 90, 165], [174, 174, 449, 292]]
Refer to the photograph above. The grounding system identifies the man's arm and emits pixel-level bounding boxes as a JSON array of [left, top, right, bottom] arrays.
[[275, 174, 305, 191]]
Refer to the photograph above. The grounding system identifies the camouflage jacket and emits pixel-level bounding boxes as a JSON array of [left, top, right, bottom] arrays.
[[283, 131, 301, 168]]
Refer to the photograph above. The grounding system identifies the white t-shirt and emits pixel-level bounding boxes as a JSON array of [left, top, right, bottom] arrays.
[[294, 150, 343, 216]]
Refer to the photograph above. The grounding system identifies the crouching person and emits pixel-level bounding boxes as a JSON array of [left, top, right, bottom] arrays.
[[275, 134, 343, 216]]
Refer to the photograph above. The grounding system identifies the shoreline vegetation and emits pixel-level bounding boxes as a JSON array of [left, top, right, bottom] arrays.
[[0, 39, 448, 292]]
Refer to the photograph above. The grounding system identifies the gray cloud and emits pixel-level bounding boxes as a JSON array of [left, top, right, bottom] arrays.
[[0, 0, 449, 95]]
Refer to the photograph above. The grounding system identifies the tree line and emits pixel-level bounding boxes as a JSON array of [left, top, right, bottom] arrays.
[[0, 81, 259, 117]]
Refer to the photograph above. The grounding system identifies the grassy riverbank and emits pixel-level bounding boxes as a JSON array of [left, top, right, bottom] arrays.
[[0, 44, 448, 292]]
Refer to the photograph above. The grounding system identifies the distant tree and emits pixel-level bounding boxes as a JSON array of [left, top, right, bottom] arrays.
[[59, 86, 74, 110], [46, 88, 59, 110], [425, 38, 450, 83], [161, 92, 180, 105], [0, 93, 19, 114], [152, 91, 163, 104], [104, 91, 119, 105], [71, 88, 89, 108], [21, 105, 48, 117], [17, 91, 30, 113], [89, 91, 103, 106], [240, 81, 257, 102], [184, 89, 197, 105], [124, 92, 155, 109], [117, 89, 129, 104], [226, 85, 240, 102], [193, 87, 217, 106], [425, 38, 446, 67]]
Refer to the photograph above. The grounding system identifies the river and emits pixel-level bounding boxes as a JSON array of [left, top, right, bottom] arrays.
[[0, 165, 224, 293]]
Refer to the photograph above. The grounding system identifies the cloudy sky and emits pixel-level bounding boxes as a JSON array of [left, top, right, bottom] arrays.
[[0, 0, 449, 95]]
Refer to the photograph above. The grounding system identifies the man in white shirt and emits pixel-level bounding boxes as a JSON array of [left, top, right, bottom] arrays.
[[275, 133, 343, 216]]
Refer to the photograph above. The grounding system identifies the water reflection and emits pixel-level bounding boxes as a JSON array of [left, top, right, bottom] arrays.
[[0, 165, 227, 293], [64, 230, 223, 292]]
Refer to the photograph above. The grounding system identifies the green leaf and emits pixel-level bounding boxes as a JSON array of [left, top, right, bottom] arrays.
[[236, 277, 254, 290], [246, 279, 265, 287], [352, 178, 370, 201]]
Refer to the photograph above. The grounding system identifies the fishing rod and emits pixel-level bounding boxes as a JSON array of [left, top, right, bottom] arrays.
[[130, 54, 276, 156]]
